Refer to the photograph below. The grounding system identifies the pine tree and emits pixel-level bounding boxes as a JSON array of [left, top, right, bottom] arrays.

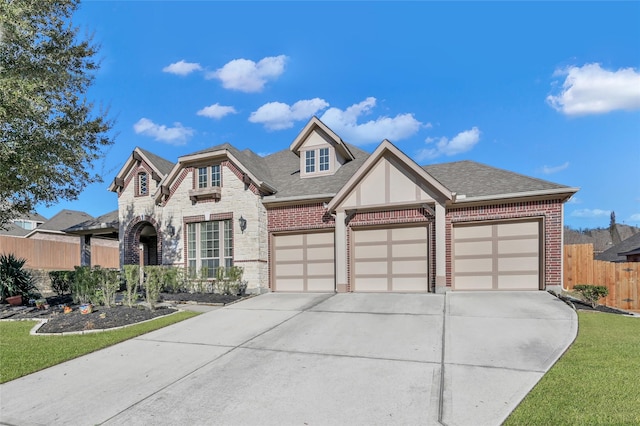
[[0, 0, 115, 228]]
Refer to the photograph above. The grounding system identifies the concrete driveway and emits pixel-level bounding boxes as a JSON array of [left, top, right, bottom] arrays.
[[0, 291, 576, 426]]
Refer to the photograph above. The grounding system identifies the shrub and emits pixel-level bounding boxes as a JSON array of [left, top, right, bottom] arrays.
[[123, 265, 140, 308], [48, 270, 74, 296], [93, 267, 119, 307], [143, 266, 164, 310], [71, 266, 97, 304], [574, 284, 609, 308], [0, 253, 40, 301], [162, 266, 182, 293], [214, 266, 244, 296]]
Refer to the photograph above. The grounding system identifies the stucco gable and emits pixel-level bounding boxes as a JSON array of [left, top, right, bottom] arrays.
[[289, 116, 355, 161], [327, 140, 452, 212]]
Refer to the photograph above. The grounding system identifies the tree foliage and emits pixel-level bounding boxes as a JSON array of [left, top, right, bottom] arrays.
[[0, 0, 114, 227]]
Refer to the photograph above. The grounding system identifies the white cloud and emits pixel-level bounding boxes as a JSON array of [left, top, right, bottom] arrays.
[[541, 162, 570, 174], [547, 63, 640, 115], [249, 98, 329, 130], [570, 208, 611, 218], [415, 127, 481, 161], [133, 118, 194, 145], [196, 103, 237, 119], [208, 55, 287, 93], [319, 97, 423, 145], [567, 195, 581, 205], [629, 213, 640, 222], [162, 60, 203, 76]]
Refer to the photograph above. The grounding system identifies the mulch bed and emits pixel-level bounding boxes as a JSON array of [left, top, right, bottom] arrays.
[[554, 293, 635, 316], [0, 292, 246, 334]]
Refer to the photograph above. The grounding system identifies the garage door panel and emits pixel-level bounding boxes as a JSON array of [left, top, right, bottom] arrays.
[[275, 279, 304, 292], [307, 278, 335, 292], [275, 263, 304, 276], [355, 261, 387, 275], [497, 221, 538, 237], [455, 275, 493, 290], [275, 234, 303, 247], [455, 241, 492, 256], [498, 275, 539, 290], [353, 225, 429, 292], [307, 262, 335, 276], [353, 278, 388, 292], [498, 256, 539, 272], [394, 260, 428, 274], [455, 225, 492, 239], [354, 229, 386, 243], [498, 239, 538, 254], [392, 277, 429, 292], [355, 244, 387, 259], [392, 243, 427, 257], [276, 248, 304, 262], [392, 226, 427, 240], [307, 246, 334, 259], [453, 220, 540, 291], [455, 258, 493, 273], [273, 232, 334, 292]]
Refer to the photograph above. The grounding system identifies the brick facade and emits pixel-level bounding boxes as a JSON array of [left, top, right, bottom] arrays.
[[445, 199, 564, 288]]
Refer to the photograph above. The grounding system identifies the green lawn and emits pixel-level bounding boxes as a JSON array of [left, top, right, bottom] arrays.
[[0, 311, 199, 383], [505, 311, 640, 425]]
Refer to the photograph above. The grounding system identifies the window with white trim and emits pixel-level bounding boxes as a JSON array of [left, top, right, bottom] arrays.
[[198, 165, 222, 188], [319, 147, 330, 171], [186, 220, 233, 278], [302, 147, 333, 176], [305, 150, 315, 173]]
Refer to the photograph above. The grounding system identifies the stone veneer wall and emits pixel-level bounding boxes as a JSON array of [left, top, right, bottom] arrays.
[[445, 199, 563, 288], [117, 159, 268, 292]]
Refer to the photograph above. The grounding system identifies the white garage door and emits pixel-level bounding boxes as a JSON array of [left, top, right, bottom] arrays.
[[352, 226, 429, 292], [453, 220, 541, 290], [272, 232, 335, 292]]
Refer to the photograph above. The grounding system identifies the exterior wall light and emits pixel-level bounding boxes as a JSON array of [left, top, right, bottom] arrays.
[[239, 216, 247, 233]]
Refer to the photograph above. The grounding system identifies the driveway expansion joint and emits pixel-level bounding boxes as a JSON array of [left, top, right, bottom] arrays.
[[236, 345, 442, 365]]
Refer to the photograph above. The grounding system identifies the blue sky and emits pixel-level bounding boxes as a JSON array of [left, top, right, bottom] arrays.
[[38, 1, 640, 229]]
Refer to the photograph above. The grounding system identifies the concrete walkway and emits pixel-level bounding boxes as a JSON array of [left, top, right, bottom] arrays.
[[0, 291, 576, 426]]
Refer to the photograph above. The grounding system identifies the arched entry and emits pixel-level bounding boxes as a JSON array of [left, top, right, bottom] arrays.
[[124, 217, 162, 266]]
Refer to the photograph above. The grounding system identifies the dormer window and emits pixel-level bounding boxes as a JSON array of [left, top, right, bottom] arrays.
[[138, 172, 148, 196], [302, 147, 334, 177], [305, 151, 315, 173], [319, 147, 330, 171]]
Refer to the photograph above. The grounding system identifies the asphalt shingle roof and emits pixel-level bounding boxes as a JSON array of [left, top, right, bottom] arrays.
[[138, 147, 175, 176], [36, 210, 94, 232], [262, 144, 370, 200], [595, 232, 640, 262], [64, 210, 119, 233], [423, 160, 569, 198]]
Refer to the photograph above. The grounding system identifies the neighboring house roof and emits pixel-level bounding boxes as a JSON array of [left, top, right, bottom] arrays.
[[0, 222, 31, 237], [595, 232, 640, 262], [424, 160, 576, 202], [26, 209, 94, 237], [64, 210, 119, 239]]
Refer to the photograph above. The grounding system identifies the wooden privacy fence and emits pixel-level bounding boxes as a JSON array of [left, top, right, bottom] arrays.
[[565, 244, 640, 312], [0, 236, 119, 270]]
